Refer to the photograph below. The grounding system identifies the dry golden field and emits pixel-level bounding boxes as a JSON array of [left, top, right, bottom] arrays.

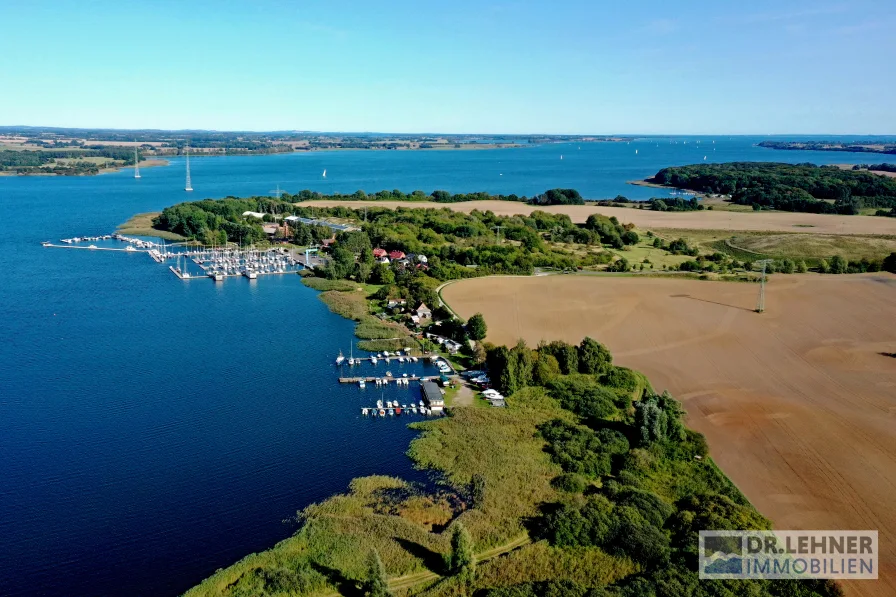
[[304, 199, 896, 235], [443, 273, 896, 597]]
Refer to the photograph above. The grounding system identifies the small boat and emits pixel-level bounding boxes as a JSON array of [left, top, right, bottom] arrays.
[[322, 169, 327, 178], [395, 407, 402, 415], [419, 400, 425, 407], [388, 409, 394, 416], [376, 399, 383, 408], [371, 356, 378, 365], [402, 373, 408, 378], [335, 351, 345, 365], [359, 380, 366, 388], [386, 371, 393, 377], [361, 408, 369, 416], [379, 409, 386, 417]]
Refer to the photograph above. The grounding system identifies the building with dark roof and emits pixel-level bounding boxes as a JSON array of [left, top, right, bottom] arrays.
[[421, 381, 445, 413]]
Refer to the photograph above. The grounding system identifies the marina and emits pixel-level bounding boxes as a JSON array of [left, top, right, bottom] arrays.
[[44, 233, 307, 281]]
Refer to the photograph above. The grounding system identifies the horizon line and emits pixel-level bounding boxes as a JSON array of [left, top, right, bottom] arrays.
[[1, 125, 895, 138]]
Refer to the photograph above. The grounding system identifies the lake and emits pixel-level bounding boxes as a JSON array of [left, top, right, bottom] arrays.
[[0, 137, 883, 596]]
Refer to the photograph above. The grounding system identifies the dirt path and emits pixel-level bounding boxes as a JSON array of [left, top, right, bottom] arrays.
[[318, 534, 531, 596], [442, 273, 896, 597], [304, 199, 896, 235]]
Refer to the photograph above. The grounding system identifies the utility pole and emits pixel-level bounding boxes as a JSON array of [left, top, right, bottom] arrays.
[[492, 225, 504, 245], [755, 259, 772, 313]]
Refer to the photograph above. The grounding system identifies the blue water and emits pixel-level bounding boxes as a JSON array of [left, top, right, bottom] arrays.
[[0, 137, 884, 597]]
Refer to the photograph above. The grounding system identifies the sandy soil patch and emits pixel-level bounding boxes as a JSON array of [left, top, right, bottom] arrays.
[[303, 200, 896, 236], [443, 273, 896, 596]]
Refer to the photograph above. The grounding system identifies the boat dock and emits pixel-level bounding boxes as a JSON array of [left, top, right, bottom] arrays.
[[43, 243, 148, 253], [338, 375, 438, 384]]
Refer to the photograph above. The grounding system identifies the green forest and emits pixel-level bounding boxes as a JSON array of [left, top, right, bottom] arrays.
[[651, 162, 896, 214], [185, 331, 843, 597]]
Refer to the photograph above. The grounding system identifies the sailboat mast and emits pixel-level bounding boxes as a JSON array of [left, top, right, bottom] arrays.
[[185, 147, 193, 192], [134, 141, 141, 179]]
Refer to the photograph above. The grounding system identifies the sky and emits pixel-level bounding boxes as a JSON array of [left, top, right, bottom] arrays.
[[1, 0, 895, 134]]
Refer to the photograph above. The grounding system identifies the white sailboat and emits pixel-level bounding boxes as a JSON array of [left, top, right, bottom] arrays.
[[322, 169, 327, 178], [335, 350, 345, 365]]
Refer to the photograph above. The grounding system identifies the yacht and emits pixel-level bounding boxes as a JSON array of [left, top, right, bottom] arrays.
[[359, 379, 366, 388], [335, 351, 345, 365]]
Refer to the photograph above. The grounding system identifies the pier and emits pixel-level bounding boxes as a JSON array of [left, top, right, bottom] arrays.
[[338, 375, 439, 384]]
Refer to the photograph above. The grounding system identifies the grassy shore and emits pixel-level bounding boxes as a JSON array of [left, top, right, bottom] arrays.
[[301, 277, 423, 353], [116, 212, 186, 241], [185, 386, 641, 597]]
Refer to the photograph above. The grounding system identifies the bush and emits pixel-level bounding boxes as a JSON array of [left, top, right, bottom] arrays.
[[552, 473, 587, 493]]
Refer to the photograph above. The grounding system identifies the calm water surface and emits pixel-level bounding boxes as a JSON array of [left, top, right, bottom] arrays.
[[0, 138, 882, 596]]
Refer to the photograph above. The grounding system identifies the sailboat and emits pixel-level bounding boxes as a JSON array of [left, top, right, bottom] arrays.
[[635, 149, 638, 154], [560, 154, 563, 160], [322, 169, 327, 178], [335, 350, 345, 365]]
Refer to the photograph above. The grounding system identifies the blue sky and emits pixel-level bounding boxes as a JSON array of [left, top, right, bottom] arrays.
[[1, 0, 894, 134]]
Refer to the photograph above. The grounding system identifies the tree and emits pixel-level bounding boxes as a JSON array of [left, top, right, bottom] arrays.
[[532, 352, 561, 386], [829, 254, 848, 274], [781, 258, 795, 274], [796, 260, 808, 273], [471, 474, 487, 509], [371, 262, 395, 284], [510, 339, 534, 389], [578, 337, 612, 375], [467, 313, 488, 341], [445, 523, 476, 577], [365, 549, 392, 597], [543, 341, 578, 375], [472, 342, 487, 366], [884, 252, 896, 273]]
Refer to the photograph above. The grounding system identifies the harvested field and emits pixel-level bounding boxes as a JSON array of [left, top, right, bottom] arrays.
[[443, 273, 896, 597], [303, 199, 896, 235]]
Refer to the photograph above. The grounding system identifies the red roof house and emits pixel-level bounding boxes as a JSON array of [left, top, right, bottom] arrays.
[[373, 248, 388, 258], [389, 250, 406, 260]]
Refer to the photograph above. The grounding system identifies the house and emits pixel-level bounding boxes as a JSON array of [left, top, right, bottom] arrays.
[[373, 248, 388, 259], [262, 224, 280, 237], [444, 340, 462, 354], [377, 256, 390, 264], [389, 250, 406, 260], [386, 299, 407, 309], [421, 381, 445, 413], [321, 238, 335, 249], [415, 303, 432, 319]]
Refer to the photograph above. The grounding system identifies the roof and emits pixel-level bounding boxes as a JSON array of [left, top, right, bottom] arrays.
[[373, 248, 388, 257], [421, 381, 443, 405], [262, 225, 279, 234], [389, 250, 406, 259], [416, 303, 431, 312]]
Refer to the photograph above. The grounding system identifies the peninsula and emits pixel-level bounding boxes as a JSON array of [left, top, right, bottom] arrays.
[[759, 140, 896, 155]]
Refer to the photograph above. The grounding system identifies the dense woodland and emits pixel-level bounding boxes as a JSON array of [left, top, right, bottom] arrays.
[[652, 162, 896, 214], [853, 163, 896, 173]]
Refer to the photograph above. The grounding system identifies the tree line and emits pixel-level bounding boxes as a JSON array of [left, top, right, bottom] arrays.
[[652, 162, 896, 214]]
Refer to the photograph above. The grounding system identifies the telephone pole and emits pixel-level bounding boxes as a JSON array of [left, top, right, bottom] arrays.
[[492, 225, 504, 245], [755, 259, 772, 313]]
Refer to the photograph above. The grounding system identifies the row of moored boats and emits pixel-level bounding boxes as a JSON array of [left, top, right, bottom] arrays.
[[361, 400, 441, 417]]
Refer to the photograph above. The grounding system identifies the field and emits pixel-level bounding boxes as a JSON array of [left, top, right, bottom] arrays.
[[303, 199, 896, 235], [443, 273, 896, 597]]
